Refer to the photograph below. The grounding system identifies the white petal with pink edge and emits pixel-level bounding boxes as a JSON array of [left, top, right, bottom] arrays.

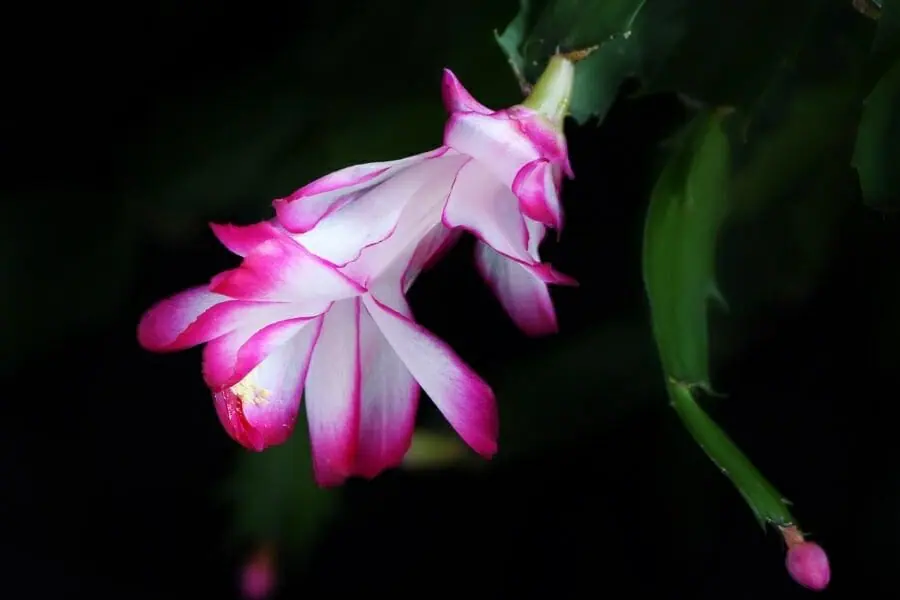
[[402, 225, 463, 293], [354, 300, 420, 478], [213, 316, 322, 451], [210, 236, 364, 303], [335, 153, 467, 285], [202, 312, 325, 389], [274, 148, 450, 233], [512, 158, 563, 229], [136, 287, 296, 352], [441, 69, 493, 115], [209, 221, 284, 257], [442, 160, 532, 263], [362, 294, 498, 458], [295, 152, 462, 267], [474, 241, 558, 337], [138, 287, 235, 351], [506, 106, 573, 178], [304, 299, 362, 487], [444, 111, 541, 190]]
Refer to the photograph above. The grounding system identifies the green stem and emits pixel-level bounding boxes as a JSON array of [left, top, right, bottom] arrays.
[[521, 54, 575, 127], [666, 379, 795, 528]]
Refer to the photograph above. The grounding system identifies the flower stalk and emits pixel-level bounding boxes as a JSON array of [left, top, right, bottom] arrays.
[[667, 379, 794, 528]]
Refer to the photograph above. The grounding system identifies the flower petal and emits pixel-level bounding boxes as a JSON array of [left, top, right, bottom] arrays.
[[209, 221, 283, 257], [507, 105, 573, 178], [441, 69, 492, 115], [203, 311, 325, 389], [210, 236, 364, 302], [335, 153, 468, 285], [362, 294, 497, 458], [294, 152, 458, 267], [475, 240, 558, 336], [213, 316, 322, 451], [444, 111, 541, 190], [524, 216, 545, 260], [304, 299, 362, 487], [353, 301, 419, 478], [523, 216, 578, 285], [274, 148, 450, 233], [512, 158, 562, 230], [138, 286, 257, 352], [442, 161, 531, 263], [402, 225, 463, 293]]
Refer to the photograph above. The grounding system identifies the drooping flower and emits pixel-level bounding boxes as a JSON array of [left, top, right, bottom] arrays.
[[274, 54, 580, 336], [138, 53, 585, 485], [137, 219, 496, 486]]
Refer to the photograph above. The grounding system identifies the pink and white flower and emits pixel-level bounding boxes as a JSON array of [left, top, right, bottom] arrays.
[[274, 56, 578, 336], [137, 219, 497, 486], [137, 54, 581, 486]]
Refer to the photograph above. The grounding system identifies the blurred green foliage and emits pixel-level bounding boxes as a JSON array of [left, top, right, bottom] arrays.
[[642, 111, 729, 389], [224, 417, 337, 563], [854, 58, 900, 211], [496, 0, 664, 123], [500, 0, 896, 537], [643, 110, 794, 528]]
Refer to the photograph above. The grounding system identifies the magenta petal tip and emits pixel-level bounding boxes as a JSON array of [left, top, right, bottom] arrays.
[[441, 68, 491, 115]]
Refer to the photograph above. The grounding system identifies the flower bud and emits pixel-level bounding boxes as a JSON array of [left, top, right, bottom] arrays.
[[240, 545, 277, 600], [781, 525, 830, 591]]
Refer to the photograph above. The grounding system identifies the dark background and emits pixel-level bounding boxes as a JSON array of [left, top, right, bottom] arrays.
[[2, 1, 897, 598]]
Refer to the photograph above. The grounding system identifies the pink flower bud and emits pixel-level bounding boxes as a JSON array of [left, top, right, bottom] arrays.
[[782, 526, 830, 591], [240, 546, 277, 600]]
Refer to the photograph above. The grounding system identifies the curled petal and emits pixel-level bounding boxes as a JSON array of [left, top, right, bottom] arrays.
[[354, 300, 419, 478], [210, 236, 364, 303], [362, 294, 498, 458], [203, 312, 326, 389], [512, 159, 563, 230], [213, 317, 322, 451], [210, 221, 283, 257], [441, 69, 492, 115], [274, 148, 450, 233], [138, 287, 255, 352], [444, 111, 540, 191], [475, 241, 558, 337], [507, 106, 573, 178], [525, 263, 578, 286], [522, 218, 577, 286], [304, 300, 362, 487]]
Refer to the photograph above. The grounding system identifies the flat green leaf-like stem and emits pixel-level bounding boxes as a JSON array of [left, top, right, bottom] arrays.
[[643, 110, 797, 529], [667, 380, 795, 527], [853, 57, 900, 211]]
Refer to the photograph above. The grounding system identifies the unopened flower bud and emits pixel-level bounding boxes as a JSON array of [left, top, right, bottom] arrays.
[[240, 545, 277, 600], [781, 525, 830, 591]]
